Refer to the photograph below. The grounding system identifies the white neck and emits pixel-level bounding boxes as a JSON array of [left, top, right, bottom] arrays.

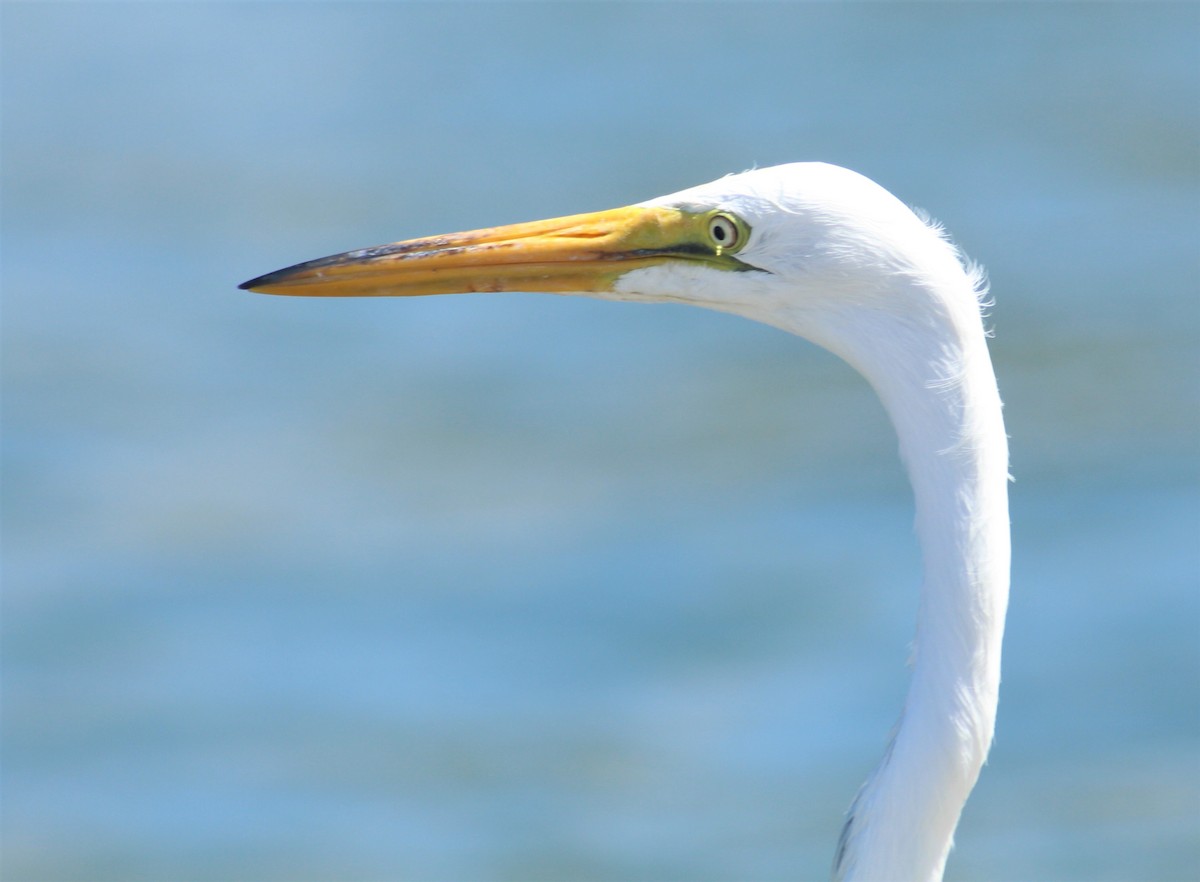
[[771, 276, 1011, 881]]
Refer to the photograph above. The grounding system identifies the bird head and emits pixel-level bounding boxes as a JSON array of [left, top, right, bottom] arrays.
[[240, 163, 976, 366]]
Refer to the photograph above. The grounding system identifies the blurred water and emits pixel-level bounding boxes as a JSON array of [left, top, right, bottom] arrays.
[[3, 3, 1198, 881]]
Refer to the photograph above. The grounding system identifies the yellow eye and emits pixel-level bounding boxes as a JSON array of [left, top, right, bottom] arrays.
[[708, 213, 741, 251]]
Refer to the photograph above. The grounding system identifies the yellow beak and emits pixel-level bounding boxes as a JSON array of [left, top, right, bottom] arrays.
[[239, 205, 752, 298]]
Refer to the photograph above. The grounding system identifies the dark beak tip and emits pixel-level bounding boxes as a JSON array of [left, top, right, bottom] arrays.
[[239, 268, 290, 292]]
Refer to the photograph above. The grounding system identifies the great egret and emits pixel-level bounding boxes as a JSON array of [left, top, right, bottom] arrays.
[[241, 162, 1010, 882]]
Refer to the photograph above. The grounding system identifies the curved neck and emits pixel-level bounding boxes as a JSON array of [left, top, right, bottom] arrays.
[[780, 282, 1011, 881]]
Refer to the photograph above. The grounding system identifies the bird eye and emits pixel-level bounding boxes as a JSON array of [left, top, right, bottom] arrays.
[[708, 213, 741, 251]]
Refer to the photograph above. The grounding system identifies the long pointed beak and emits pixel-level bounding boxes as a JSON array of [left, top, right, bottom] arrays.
[[239, 205, 715, 298]]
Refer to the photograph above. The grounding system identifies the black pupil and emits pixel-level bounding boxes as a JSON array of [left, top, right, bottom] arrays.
[[713, 220, 728, 242]]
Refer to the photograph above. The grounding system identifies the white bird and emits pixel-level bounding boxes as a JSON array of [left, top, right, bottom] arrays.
[[241, 162, 1011, 882]]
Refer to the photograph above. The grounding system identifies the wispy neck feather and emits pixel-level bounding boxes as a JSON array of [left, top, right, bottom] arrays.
[[781, 271, 1011, 881]]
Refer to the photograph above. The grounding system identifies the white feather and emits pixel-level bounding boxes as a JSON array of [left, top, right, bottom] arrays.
[[613, 163, 1011, 882]]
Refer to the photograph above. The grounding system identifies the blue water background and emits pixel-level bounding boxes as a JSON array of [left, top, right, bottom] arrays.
[[3, 3, 1198, 880]]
